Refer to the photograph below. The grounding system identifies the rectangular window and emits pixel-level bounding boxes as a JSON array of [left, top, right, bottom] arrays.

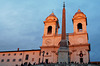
[[16, 64, 18, 66], [1, 59, 4, 62], [38, 58, 40, 63], [19, 59, 22, 62], [8, 54, 10, 56], [7, 59, 10, 62], [14, 53, 16, 56], [20, 53, 22, 55], [13, 59, 16, 62], [32, 58, 34, 61], [33, 52, 35, 55], [25, 55, 29, 60], [2, 54, 5, 56]]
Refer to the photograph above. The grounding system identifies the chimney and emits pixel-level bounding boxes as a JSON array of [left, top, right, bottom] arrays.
[[17, 48, 19, 51]]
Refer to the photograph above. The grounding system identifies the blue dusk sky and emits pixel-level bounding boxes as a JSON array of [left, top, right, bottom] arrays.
[[0, 0, 100, 62]]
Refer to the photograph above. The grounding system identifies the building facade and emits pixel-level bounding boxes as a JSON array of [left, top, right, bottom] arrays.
[[69, 9, 90, 63], [0, 9, 90, 66], [40, 9, 90, 64], [0, 49, 41, 66]]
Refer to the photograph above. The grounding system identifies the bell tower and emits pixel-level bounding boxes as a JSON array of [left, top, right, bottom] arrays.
[[40, 12, 61, 63], [69, 9, 90, 63], [43, 12, 60, 36], [41, 12, 60, 47], [72, 9, 87, 34]]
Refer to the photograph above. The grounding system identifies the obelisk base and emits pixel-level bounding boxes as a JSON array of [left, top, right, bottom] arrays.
[[58, 47, 69, 64]]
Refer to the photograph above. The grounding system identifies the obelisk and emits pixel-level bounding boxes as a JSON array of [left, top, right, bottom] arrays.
[[58, 2, 69, 64]]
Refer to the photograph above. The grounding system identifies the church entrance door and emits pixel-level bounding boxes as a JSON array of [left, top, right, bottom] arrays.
[[45, 59, 48, 64], [80, 58, 83, 63]]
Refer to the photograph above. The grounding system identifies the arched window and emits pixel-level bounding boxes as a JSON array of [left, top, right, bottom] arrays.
[[47, 26, 52, 34], [25, 54, 29, 60], [77, 23, 82, 32]]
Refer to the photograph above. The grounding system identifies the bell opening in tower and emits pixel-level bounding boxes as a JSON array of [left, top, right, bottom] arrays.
[[77, 23, 82, 32], [47, 26, 52, 34]]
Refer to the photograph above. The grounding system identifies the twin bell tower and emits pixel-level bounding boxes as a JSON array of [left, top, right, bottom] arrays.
[[41, 1, 90, 64]]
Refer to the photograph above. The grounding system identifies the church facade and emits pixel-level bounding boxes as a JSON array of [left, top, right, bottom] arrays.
[[0, 7, 90, 66], [40, 9, 90, 64]]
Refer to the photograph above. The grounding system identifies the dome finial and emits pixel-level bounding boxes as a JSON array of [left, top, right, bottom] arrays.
[[78, 9, 81, 12], [48, 12, 56, 17], [51, 12, 54, 15]]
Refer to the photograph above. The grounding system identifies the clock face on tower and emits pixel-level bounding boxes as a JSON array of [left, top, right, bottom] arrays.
[[45, 39, 52, 45], [77, 38, 83, 43]]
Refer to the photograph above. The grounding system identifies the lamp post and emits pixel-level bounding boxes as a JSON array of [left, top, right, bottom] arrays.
[[42, 51, 45, 64]]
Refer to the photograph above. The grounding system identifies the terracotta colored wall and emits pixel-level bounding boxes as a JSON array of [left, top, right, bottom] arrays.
[[42, 34, 61, 46], [69, 33, 89, 63], [0, 51, 40, 66]]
